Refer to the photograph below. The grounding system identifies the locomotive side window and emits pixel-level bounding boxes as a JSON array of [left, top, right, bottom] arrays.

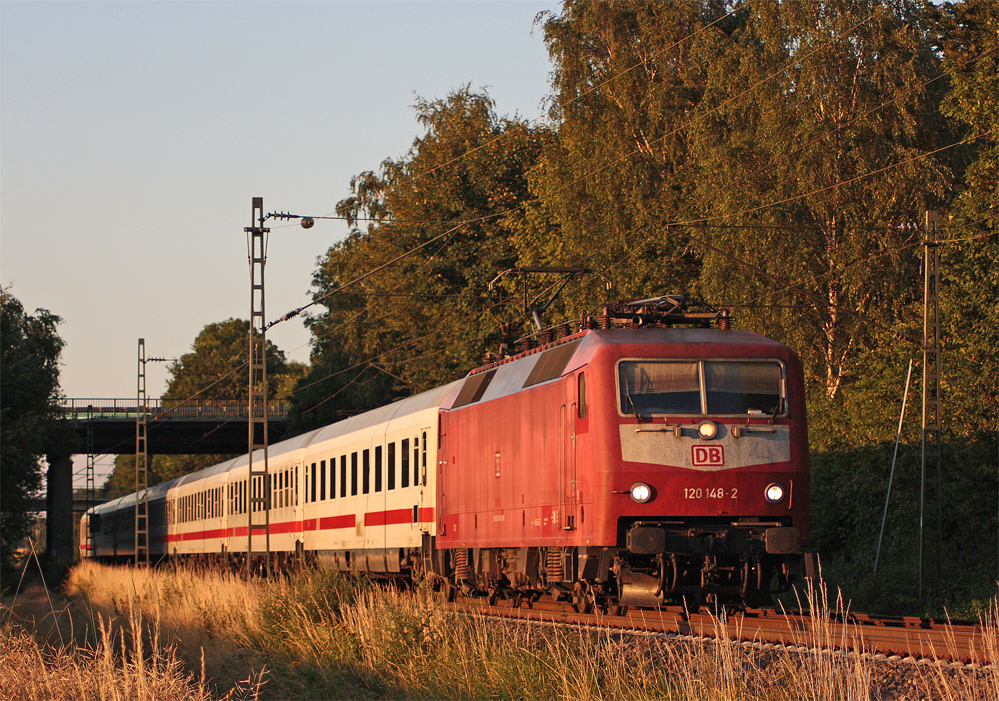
[[578, 373, 587, 418], [618, 360, 786, 417]]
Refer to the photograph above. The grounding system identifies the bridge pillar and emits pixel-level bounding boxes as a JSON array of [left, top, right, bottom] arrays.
[[45, 448, 75, 575]]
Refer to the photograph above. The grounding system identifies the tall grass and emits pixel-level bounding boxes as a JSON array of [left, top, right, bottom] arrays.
[[0, 603, 218, 700], [47, 561, 999, 700]]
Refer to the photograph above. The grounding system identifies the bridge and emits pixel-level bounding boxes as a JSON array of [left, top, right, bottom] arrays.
[[43, 398, 293, 573], [59, 398, 292, 454]]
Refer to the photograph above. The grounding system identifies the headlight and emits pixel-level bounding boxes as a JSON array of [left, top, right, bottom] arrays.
[[765, 483, 785, 503], [697, 420, 718, 439], [630, 482, 653, 503]]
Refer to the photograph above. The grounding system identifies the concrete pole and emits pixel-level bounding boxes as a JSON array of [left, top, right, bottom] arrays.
[[45, 449, 74, 576]]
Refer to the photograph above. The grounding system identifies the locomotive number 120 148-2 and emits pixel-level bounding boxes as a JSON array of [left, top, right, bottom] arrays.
[[683, 487, 738, 499]]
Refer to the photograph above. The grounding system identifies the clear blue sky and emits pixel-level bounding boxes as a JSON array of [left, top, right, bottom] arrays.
[[2, 0, 559, 405]]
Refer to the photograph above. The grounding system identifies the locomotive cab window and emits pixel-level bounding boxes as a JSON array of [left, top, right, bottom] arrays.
[[618, 360, 785, 417]]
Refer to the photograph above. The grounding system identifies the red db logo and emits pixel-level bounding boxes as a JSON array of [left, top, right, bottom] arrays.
[[692, 445, 725, 467]]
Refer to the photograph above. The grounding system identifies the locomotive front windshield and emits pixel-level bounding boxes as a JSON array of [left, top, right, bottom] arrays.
[[619, 360, 785, 417]]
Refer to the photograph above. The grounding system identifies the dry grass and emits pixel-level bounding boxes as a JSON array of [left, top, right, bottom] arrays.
[[8, 560, 993, 700], [0, 606, 218, 700]]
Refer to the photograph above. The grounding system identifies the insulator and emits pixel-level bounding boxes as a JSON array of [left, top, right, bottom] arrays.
[[599, 310, 611, 329], [719, 310, 731, 330], [558, 322, 571, 338], [540, 329, 554, 345]]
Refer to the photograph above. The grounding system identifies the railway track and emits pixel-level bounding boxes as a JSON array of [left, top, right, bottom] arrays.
[[452, 596, 993, 667]]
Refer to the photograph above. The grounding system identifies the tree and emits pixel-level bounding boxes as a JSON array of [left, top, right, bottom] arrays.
[[530, 1, 960, 403], [295, 86, 549, 433], [685, 0, 958, 402], [932, 0, 998, 435], [103, 319, 305, 497], [0, 289, 64, 572], [518, 0, 713, 320]]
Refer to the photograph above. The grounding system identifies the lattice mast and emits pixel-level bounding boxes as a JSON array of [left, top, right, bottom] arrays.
[[135, 338, 150, 565], [246, 198, 271, 575]]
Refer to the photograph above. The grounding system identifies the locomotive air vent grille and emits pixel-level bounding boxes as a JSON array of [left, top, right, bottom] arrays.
[[523, 340, 582, 388], [453, 369, 497, 408]]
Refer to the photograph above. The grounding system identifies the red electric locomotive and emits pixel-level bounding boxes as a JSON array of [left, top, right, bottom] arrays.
[[434, 296, 809, 608]]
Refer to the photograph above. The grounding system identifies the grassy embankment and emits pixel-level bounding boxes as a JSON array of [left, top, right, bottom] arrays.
[[3, 561, 997, 700]]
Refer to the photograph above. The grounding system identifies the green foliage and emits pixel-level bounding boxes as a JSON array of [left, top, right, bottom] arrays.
[[162, 318, 299, 403], [687, 0, 957, 401], [293, 86, 550, 432], [519, 0, 712, 319], [933, 0, 998, 437], [0, 288, 64, 573], [810, 436, 999, 617]]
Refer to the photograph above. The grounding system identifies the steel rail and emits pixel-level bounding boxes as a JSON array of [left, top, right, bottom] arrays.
[[451, 597, 992, 667]]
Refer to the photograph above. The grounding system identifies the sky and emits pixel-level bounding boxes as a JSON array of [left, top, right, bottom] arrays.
[[2, 0, 559, 486], [2, 0, 559, 400]]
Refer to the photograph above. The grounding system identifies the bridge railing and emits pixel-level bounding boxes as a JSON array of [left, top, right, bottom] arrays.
[[59, 398, 292, 420]]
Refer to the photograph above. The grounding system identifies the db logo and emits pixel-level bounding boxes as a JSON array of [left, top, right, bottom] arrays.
[[692, 445, 725, 467]]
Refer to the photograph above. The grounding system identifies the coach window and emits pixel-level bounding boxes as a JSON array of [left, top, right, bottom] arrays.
[[421, 431, 428, 486], [578, 373, 587, 418], [363, 449, 371, 494], [388, 442, 396, 491], [413, 437, 420, 486], [340, 455, 347, 498], [327, 458, 334, 501], [351, 452, 358, 496], [320, 460, 326, 501], [401, 439, 410, 489], [310, 463, 316, 503]]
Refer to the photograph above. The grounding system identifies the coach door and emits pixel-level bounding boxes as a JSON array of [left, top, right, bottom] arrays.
[[560, 390, 578, 531], [294, 461, 304, 558], [431, 420, 443, 535]]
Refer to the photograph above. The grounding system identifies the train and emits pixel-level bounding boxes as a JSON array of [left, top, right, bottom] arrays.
[[82, 296, 810, 609]]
